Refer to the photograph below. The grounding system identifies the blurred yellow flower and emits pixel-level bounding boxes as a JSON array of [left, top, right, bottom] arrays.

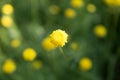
[[1, 16, 13, 27], [49, 5, 60, 15], [94, 25, 107, 38], [115, 0, 120, 6], [104, 0, 120, 7], [23, 48, 37, 61], [32, 60, 42, 70], [79, 57, 92, 71], [64, 8, 76, 18], [70, 0, 84, 8], [2, 59, 16, 74], [70, 42, 78, 51], [42, 37, 56, 51], [50, 29, 68, 47], [11, 39, 21, 48], [87, 4, 96, 13], [2, 4, 14, 15]]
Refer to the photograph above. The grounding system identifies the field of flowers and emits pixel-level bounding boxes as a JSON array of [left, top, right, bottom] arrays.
[[0, 0, 120, 80]]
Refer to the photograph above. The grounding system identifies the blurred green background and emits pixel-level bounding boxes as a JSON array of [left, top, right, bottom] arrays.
[[0, 0, 120, 80]]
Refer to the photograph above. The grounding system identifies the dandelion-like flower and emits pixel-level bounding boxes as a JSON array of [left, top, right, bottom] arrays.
[[42, 37, 56, 51], [70, 0, 84, 8], [49, 5, 60, 15], [23, 48, 37, 61], [87, 4, 96, 13], [11, 39, 21, 48], [50, 29, 68, 47], [79, 57, 92, 71], [2, 59, 16, 74], [104, 0, 120, 7], [64, 8, 76, 19], [1, 16, 13, 27], [94, 25, 107, 38], [2, 4, 14, 15]]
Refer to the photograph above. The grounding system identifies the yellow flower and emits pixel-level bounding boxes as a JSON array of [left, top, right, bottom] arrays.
[[1, 16, 13, 27], [94, 25, 107, 38], [49, 5, 60, 15], [23, 48, 37, 61], [70, 0, 84, 8], [64, 8, 76, 19], [70, 42, 78, 51], [104, 0, 114, 7], [32, 60, 42, 70], [50, 29, 68, 47], [115, 0, 120, 6], [104, 0, 120, 7], [2, 59, 16, 74], [11, 39, 21, 48], [2, 4, 14, 15], [42, 37, 56, 51], [79, 57, 92, 71], [87, 4, 96, 13]]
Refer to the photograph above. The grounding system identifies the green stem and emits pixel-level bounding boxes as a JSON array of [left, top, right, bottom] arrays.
[[59, 47, 65, 57], [107, 56, 117, 80]]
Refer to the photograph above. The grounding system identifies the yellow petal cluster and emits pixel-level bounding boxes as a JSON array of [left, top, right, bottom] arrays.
[[32, 60, 42, 70], [1, 16, 13, 27], [11, 39, 21, 48], [70, 0, 84, 8], [49, 5, 60, 15], [23, 48, 37, 61], [50, 29, 68, 47], [79, 57, 92, 71], [104, 0, 120, 7], [2, 59, 16, 74], [2, 4, 14, 15], [87, 4, 96, 13], [64, 8, 76, 19], [42, 37, 56, 51], [94, 25, 107, 38]]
